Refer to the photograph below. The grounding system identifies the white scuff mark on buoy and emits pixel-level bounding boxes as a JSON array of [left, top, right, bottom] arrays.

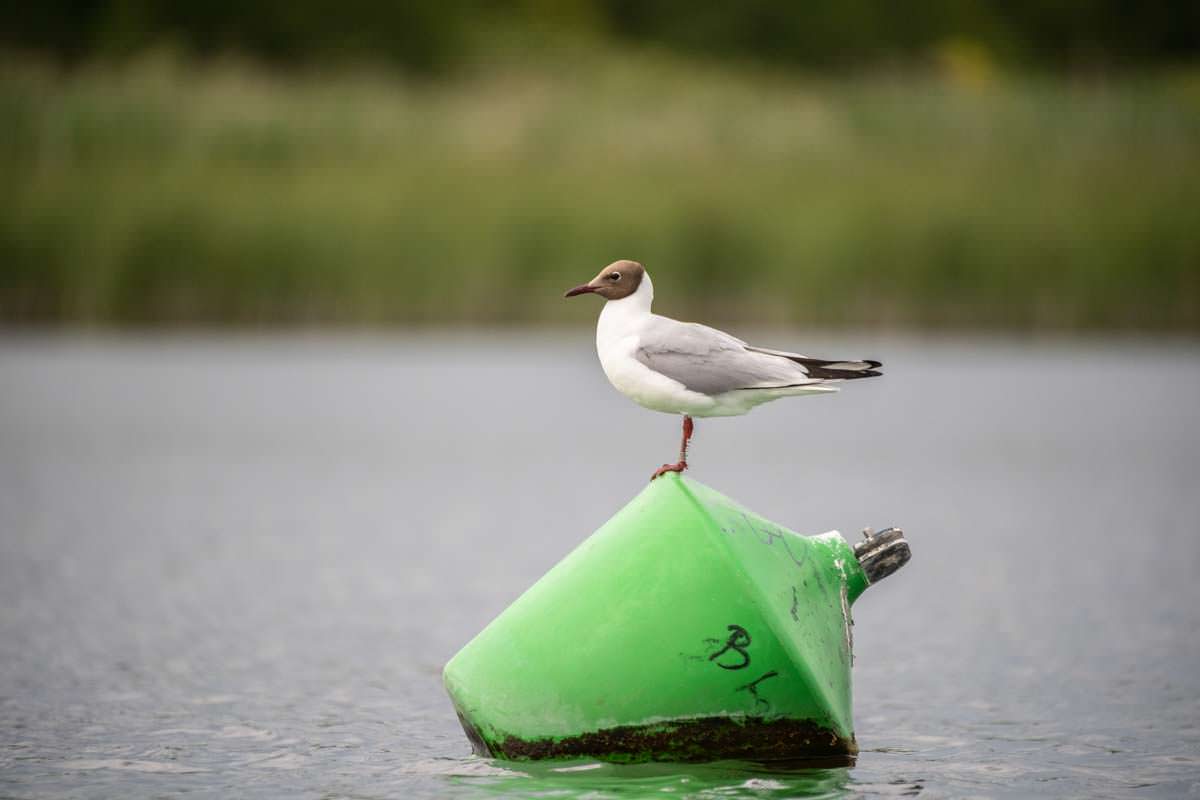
[[833, 558, 854, 665]]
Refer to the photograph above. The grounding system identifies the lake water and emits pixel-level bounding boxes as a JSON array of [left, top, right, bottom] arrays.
[[1, 332, 1198, 799]]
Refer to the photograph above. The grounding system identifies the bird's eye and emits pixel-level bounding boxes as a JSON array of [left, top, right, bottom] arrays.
[[608, 272, 621, 281]]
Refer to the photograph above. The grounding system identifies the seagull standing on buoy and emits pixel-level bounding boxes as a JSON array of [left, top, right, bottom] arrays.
[[565, 260, 882, 480]]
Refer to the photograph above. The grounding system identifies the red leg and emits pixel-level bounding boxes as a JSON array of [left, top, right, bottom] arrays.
[[651, 415, 694, 480]]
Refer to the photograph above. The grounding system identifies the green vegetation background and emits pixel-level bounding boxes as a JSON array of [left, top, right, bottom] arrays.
[[2, 2, 1199, 329]]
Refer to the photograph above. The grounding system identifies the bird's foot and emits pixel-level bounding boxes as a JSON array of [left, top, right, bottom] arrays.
[[650, 461, 687, 481]]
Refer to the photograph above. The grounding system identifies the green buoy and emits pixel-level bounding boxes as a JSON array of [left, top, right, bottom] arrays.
[[443, 473, 910, 764]]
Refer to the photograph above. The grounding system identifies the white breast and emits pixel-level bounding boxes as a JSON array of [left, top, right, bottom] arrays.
[[594, 288, 716, 416]]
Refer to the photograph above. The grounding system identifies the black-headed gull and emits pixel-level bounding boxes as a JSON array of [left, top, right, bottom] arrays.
[[565, 260, 882, 479]]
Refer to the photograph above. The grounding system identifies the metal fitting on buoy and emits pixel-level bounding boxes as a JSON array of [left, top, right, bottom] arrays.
[[853, 527, 911, 584]]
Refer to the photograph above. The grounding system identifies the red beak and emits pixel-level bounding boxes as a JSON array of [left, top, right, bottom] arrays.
[[564, 284, 597, 298]]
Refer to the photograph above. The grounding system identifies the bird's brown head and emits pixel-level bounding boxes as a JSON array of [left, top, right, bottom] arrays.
[[564, 260, 645, 301]]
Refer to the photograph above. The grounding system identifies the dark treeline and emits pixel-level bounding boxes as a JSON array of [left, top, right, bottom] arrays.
[[6, 0, 1199, 74]]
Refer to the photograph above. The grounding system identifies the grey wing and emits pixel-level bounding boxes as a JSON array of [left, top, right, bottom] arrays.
[[634, 317, 813, 395]]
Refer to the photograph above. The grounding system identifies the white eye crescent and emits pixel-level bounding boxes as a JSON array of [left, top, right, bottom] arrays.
[[608, 272, 621, 281]]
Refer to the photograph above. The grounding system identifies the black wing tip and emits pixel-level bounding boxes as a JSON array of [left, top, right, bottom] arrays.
[[858, 359, 883, 378], [794, 356, 884, 380]]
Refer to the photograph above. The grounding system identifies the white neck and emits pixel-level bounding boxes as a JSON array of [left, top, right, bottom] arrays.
[[605, 271, 653, 314], [596, 271, 654, 348]]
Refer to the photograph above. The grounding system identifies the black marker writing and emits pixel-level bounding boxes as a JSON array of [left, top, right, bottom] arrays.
[[738, 670, 780, 712], [708, 624, 751, 670]]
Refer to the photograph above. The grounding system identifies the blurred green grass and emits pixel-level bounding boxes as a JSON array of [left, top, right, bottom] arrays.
[[2, 49, 1198, 329]]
